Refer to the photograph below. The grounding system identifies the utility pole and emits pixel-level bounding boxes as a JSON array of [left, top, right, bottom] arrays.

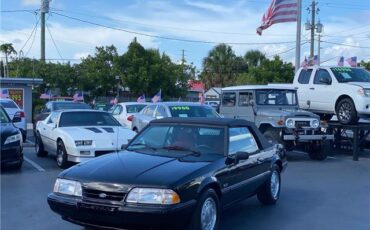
[[181, 49, 185, 65], [317, 34, 321, 65], [310, 1, 316, 59], [40, 0, 50, 62]]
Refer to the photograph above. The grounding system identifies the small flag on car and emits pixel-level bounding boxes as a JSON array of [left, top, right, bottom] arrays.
[[346, 56, 357, 67], [151, 90, 161, 103], [137, 94, 146, 103]]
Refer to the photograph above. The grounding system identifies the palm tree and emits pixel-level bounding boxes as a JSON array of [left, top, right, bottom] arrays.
[[244, 50, 266, 68], [0, 43, 17, 77], [202, 44, 242, 88]]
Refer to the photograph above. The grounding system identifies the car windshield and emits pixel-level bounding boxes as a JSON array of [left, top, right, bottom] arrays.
[[0, 107, 10, 123], [127, 124, 225, 161], [54, 102, 91, 110], [169, 105, 220, 118], [126, 104, 147, 113], [256, 89, 297, 106], [0, 100, 18, 109], [331, 67, 370, 83], [59, 111, 120, 127]]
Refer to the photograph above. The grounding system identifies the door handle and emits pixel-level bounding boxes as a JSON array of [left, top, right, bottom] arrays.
[[309, 87, 315, 90]]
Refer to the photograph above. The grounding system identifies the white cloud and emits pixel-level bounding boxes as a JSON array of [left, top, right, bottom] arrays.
[[184, 0, 233, 14], [73, 52, 90, 60]]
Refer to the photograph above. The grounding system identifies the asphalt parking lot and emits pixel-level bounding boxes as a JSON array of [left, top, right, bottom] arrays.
[[1, 145, 370, 230]]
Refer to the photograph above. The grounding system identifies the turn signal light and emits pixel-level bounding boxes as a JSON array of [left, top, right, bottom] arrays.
[[127, 115, 134, 121]]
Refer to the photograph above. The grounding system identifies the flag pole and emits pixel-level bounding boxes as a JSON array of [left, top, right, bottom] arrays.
[[295, 0, 302, 73]]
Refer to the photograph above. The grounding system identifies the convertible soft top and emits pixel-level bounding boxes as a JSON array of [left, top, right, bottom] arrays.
[[150, 117, 272, 150]]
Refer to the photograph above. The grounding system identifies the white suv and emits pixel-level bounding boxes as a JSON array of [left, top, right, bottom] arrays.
[[0, 98, 27, 141], [293, 66, 370, 124]]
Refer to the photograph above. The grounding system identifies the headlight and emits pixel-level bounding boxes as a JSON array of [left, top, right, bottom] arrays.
[[4, 133, 21, 144], [126, 188, 180, 205], [75, 140, 93, 146], [357, 88, 370, 97], [285, 119, 294, 128], [53, 178, 82, 197], [310, 119, 320, 128]]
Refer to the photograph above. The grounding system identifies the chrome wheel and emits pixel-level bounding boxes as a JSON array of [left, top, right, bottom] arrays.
[[270, 170, 280, 199], [201, 197, 217, 230], [57, 146, 64, 166], [338, 102, 351, 122]]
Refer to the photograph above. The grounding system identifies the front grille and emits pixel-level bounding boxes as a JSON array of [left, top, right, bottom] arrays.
[[295, 121, 310, 127], [83, 188, 126, 202], [95, 151, 114, 157]]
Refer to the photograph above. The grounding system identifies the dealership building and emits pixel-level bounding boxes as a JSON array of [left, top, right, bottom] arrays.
[[1, 77, 43, 124]]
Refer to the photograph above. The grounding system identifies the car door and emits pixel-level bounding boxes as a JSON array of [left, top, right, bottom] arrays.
[[220, 127, 265, 205], [235, 91, 255, 122], [42, 112, 59, 153], [219, 91, 237, 118], [295, 68, 314, 109], [309, 68, 336, 112], [112, 104, 124, 125], [138, 105, 157, 131]]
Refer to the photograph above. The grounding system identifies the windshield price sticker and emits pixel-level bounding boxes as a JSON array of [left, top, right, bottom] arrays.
[[171, 106, 190, 110], [331, 67, 352, 72]]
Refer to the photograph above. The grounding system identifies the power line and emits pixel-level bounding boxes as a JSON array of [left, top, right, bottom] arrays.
[[45, 23, 64, 61], [52, 11, 306, 46], [321, 40, 370, 49], [19, 17, 40, 53], [1, 9, 38, 14], [25, 20, 39, 57]]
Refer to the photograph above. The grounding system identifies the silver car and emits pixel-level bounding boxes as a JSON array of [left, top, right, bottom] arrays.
[[131, 102, 220, 132]]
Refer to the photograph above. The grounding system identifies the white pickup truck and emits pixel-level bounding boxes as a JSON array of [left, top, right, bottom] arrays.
[[291, 66, 370, 125]]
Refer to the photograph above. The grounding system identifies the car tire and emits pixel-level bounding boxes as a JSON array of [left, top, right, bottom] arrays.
[[13, 155, 23, 170], [35, 133, 48, 157], [307, 141, 329, 161], [56, 140, 69, 168], [263, 128, 283, 145], [133, 127, 138, 133], [257, 165, 281, 205], [336, 98, 359, 125], [188, 188, 220, 230]]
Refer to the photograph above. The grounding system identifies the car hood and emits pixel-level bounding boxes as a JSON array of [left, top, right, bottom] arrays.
[[61, 151, 210, 190], [0, 123, 19, 144], [257, 107, 317, 118], [346, 82, 370, 89], [58, 126, 136, 143]]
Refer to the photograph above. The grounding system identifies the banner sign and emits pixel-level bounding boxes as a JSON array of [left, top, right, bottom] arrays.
[[8, 88, 24, 109]]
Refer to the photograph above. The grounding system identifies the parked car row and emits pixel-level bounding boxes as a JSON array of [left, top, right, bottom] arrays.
[[0, 98, 27, 141]]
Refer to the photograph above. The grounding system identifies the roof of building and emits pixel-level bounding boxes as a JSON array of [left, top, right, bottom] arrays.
[[222, 84, 296, 91], [0, 77, 43, 85]]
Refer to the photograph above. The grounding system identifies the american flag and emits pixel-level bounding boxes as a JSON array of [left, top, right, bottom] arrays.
[[346, 56, 357, 67], [337, 56, 344, 66], [73, 91, 84, 101], [300, 56, 308, 70], [199, 92, 205, 104], [137, 94, 146, 103], [40, 90, 53, 99], [308, 55, 318, 66], [257, 0, 298, 35], [0, 88, 9, 98], [151, 90, 161, 103]]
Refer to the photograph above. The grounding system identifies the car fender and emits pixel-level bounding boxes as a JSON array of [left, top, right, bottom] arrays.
[[55, 130, 76, 155], [196, 176, 222, 197]]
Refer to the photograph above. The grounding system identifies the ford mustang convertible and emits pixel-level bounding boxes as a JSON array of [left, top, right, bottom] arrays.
[[47, 118, 287, 229], [35, 110, 136, 168]]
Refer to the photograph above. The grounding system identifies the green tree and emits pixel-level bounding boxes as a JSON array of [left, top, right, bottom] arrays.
[[360, 60, 370, 71], [201, 44, 246, 88], [244, 50, 266, 68], [0, 43, 17, 77]]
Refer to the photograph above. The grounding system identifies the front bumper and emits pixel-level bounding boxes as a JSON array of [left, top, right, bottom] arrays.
[[65, 147, 118, 163], [283, 134, 334, 141], [47, 193, 196, 229], [1, 144, 23, 165]]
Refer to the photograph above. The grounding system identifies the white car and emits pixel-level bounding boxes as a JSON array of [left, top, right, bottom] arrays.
[[35, 110, 136, 168], [111, 102, 150, 129], [0, 98, 27, 141]]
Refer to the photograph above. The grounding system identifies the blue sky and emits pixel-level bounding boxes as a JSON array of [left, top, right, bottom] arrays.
[[1, 0, 369, 69]]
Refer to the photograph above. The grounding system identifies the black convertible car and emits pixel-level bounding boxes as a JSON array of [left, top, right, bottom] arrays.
[[48, 118, 287, 230]]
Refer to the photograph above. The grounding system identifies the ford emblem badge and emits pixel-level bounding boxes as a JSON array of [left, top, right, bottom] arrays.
[[99, 193, 107, 198]]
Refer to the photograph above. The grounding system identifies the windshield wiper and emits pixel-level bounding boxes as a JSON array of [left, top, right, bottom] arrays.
[[127, 143, 157, 151], [161, 145, 201, 157]]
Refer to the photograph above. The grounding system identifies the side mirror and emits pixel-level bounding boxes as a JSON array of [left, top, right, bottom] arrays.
[[12, 116, 21, 123], [225, 151, 249, 165], [121, 144, 127, 150], [52, 123, 57, 129]]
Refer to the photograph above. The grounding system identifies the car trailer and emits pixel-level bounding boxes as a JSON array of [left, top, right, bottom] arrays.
[[327, 122, 370, 161]]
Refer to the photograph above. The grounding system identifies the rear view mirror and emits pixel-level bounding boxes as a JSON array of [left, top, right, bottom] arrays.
[[12, 116, 21, 123]]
